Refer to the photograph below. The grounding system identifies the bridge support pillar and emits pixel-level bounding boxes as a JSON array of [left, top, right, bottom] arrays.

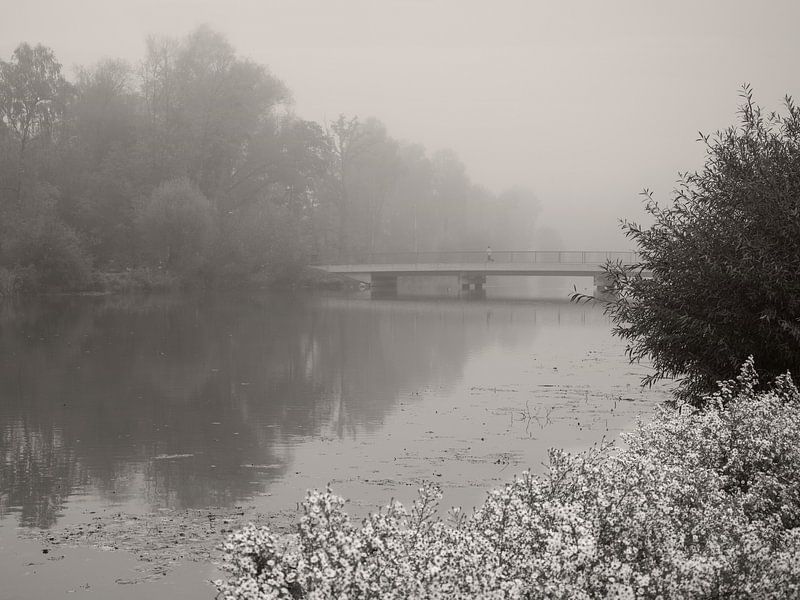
[[593, 272, 613, 294], [459, 274, 486, 297], [370, 274, 398, 298]]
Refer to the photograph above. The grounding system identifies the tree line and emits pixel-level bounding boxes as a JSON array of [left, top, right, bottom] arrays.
[[0, 26, 544, 293]]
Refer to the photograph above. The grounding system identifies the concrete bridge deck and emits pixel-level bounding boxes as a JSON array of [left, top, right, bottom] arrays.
[[316, 261, 615, 277], [311, 251, 641, 295], [313, 251, 638, 274]]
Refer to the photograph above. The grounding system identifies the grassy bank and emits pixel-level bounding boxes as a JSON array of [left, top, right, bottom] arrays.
[[0, 266, 362, 297]]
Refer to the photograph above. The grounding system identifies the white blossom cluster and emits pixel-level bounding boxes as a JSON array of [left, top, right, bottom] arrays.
[[215, 359, 800, 599]]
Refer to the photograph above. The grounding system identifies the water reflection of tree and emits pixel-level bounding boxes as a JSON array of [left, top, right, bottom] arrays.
[[0, 294, 595, 527], [0, 425, 87, 528]]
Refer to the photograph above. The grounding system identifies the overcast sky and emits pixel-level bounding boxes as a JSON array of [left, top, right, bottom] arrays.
[[3, 0, 799, 248]]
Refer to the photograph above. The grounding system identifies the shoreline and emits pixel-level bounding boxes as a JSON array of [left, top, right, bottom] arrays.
[[0, 267, 362, 298]]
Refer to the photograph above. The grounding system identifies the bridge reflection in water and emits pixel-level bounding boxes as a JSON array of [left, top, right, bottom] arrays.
[[312, 251, 640, 297]]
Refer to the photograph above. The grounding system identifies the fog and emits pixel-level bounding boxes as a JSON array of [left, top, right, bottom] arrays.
[[3, 0, 799, 252]]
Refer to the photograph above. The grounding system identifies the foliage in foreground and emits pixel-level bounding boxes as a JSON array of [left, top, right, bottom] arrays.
[[583, 87, 800, 404], [215, 360, 800, 599]]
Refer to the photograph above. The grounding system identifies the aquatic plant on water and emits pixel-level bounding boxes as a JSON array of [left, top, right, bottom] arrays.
[[215, 358, 800, 599]]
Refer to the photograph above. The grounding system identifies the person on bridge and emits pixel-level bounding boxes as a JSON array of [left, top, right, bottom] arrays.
[[486, 246, 495, 262]]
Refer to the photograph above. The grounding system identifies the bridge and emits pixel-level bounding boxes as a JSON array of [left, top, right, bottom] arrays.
[[311, 251, 640, 295]]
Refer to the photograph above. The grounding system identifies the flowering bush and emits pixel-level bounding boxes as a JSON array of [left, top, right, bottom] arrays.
[[215, 360, 800, 599]]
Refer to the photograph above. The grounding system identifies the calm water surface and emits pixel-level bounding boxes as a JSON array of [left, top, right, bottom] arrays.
[[0, 288, 670, 596], [0, 289, 670, 525]]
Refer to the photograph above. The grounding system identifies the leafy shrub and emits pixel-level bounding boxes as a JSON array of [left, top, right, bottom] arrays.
[[215, 360, 800, 599], [585, 87, 800, 404], [1, 182, 92, 292], [12, 220, 91, 291], [215, 202, 310, 286], [135, 177, 215, 275], [3, 221, 91, 292]]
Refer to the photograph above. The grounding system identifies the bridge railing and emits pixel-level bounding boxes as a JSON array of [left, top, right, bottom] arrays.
[[320, 251, 639, 265]]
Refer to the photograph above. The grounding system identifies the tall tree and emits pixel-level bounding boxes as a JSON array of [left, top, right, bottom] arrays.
[[67, 59, 140, 266], [328, 115, 365, 257], [73, 59, 137, 162], [347, 118, 400, 254], [382, 143, 433, 253], [0, 43, 71, 205], [140, 27, 289, 202]]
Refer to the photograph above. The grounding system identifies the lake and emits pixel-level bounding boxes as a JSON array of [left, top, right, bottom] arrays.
[[0, 286, 671, 597]]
